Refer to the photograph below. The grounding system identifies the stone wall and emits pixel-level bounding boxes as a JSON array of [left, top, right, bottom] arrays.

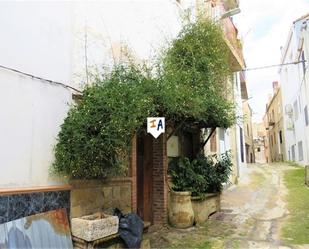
[[70, 178, 132, 218]]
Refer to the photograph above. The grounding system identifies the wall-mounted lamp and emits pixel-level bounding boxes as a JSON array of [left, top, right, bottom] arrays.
[[220, 8, 240, 19]]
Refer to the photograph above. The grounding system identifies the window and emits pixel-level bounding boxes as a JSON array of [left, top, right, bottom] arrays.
[[298, 141, 304, 161], [247, 124, 249, 136], [292, 145, 296, 161], [279, 130, 283, 144], [272, 110, 275, 121], [274, 133, 276, 144], [288, 150, 291, 161], [305, 106, 309, 126], [301, 50, 306, 75], [294, 100, 299, 120], [167, 136, 180, 157], [257, 147, 261, 152]]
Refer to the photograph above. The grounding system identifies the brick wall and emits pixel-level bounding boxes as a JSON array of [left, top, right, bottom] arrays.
[[152, 134, 168, 225]]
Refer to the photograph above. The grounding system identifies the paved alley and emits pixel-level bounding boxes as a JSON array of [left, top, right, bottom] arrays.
[[147, 163, 309, 249], [216, 163, 291, 249]]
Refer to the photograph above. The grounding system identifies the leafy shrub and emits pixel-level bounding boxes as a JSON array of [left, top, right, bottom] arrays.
[[52, 65, 157, 179], [168, 152, 232, 196], [161, 19, 235, 128], [200, 152, 232, 193], [168, 157, 204, 193], [52, 19, 235, 179]]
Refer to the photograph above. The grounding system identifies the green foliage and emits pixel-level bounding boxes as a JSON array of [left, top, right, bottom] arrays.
[[284, 160, 303, 167], [199, 151, 233, 193], [282, 168, 309, 244], [168, 157, 202, 193], [53, 65, 157, 179], [168, 152, 232, 195], [160, 19, 235, 127], [53, 19, 236, 179]]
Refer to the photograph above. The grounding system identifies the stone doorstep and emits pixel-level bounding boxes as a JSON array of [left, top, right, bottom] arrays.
[[72, 221, 151, 248]]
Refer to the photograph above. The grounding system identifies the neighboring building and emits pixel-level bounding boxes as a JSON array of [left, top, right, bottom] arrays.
[[203, 0, 246, 183], [243, 101, 255, 163], [263, 114, 271, 163], [279, 13, 309, 165], [252, 122, 267, 164], [265, 81, 286, 162]]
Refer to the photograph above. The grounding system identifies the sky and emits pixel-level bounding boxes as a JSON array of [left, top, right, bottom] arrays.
[[233, 0, 309, 122]]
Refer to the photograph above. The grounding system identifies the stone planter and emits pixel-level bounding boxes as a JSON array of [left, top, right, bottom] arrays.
[[191, 193, 220, 225], [168, 191, 194, 229], [71, 212, 119, 242]]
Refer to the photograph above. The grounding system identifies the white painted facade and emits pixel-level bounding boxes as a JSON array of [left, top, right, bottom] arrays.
[[0, 1, 185, 188], [204, 72, 247, 181], [0, 2, 74, 188], [234, 72, 247, 178], [279, 15, 309, 165]]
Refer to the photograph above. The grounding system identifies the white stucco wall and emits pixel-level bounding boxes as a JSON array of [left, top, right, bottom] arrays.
[[280, 20, 309, 165], [0, 0, 187, 188], [71, 0, 184, 86], [0, 2, 74, 188], [234, 72, 247, 178]]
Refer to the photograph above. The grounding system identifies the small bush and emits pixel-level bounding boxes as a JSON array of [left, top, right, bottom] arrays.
[[168, 152, 232, 196]]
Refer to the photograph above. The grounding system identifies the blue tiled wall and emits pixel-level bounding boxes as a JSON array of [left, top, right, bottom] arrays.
[[0, 190, 70, 224]]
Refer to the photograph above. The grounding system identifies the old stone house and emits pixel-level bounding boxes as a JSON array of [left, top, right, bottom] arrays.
[[243, 100, 255, 163], [265, 81, 286, 162]]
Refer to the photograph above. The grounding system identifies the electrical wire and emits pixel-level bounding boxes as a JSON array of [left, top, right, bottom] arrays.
[[0, 59, 305, 93], [243, 60, 306, 71], [0, 64, 82, 93]]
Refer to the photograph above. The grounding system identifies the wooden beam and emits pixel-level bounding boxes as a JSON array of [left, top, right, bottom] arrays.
[[199, 128, 216, 152]]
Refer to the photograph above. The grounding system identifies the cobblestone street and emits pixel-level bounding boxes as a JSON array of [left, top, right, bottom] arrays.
[[147, 163, 309, 249], [217, 163, 290, 248]]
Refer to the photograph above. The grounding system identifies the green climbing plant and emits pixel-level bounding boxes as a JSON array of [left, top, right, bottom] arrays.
[[52, 19, 236, 179]]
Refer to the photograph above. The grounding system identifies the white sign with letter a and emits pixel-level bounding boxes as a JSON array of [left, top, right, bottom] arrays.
[[147, 117, 165, 139]]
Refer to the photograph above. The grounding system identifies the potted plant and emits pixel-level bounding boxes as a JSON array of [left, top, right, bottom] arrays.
[[168, 157, 197, 229], [190, 152, 232, 225]]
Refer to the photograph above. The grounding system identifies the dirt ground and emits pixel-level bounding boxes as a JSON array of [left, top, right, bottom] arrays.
[[145, 163, 309, 249]]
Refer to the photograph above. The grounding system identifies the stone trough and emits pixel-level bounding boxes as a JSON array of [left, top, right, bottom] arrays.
[[71, 212, 119, 242]]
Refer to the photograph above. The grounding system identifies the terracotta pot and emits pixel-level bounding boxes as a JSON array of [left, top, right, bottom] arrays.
[[168, 191, 194, 228], [191, 193, 220, 225]]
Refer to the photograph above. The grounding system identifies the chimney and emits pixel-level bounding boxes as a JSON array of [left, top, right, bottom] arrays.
[[272, 81, 279, 92]]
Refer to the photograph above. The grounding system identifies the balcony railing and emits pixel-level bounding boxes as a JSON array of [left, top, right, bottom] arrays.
[[215, 0, 245, 70]]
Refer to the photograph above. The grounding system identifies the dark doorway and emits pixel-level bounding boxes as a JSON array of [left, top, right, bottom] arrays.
[[240, 127, 244, 163], [136, 132, 153, 223], [245, 144, 249, 162]]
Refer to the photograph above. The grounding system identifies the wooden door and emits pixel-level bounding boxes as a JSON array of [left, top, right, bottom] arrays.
[[136, 133, 153, 223]]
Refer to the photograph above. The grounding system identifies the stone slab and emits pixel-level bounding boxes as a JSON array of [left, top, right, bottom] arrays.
[[71, 212, 119, 242]]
